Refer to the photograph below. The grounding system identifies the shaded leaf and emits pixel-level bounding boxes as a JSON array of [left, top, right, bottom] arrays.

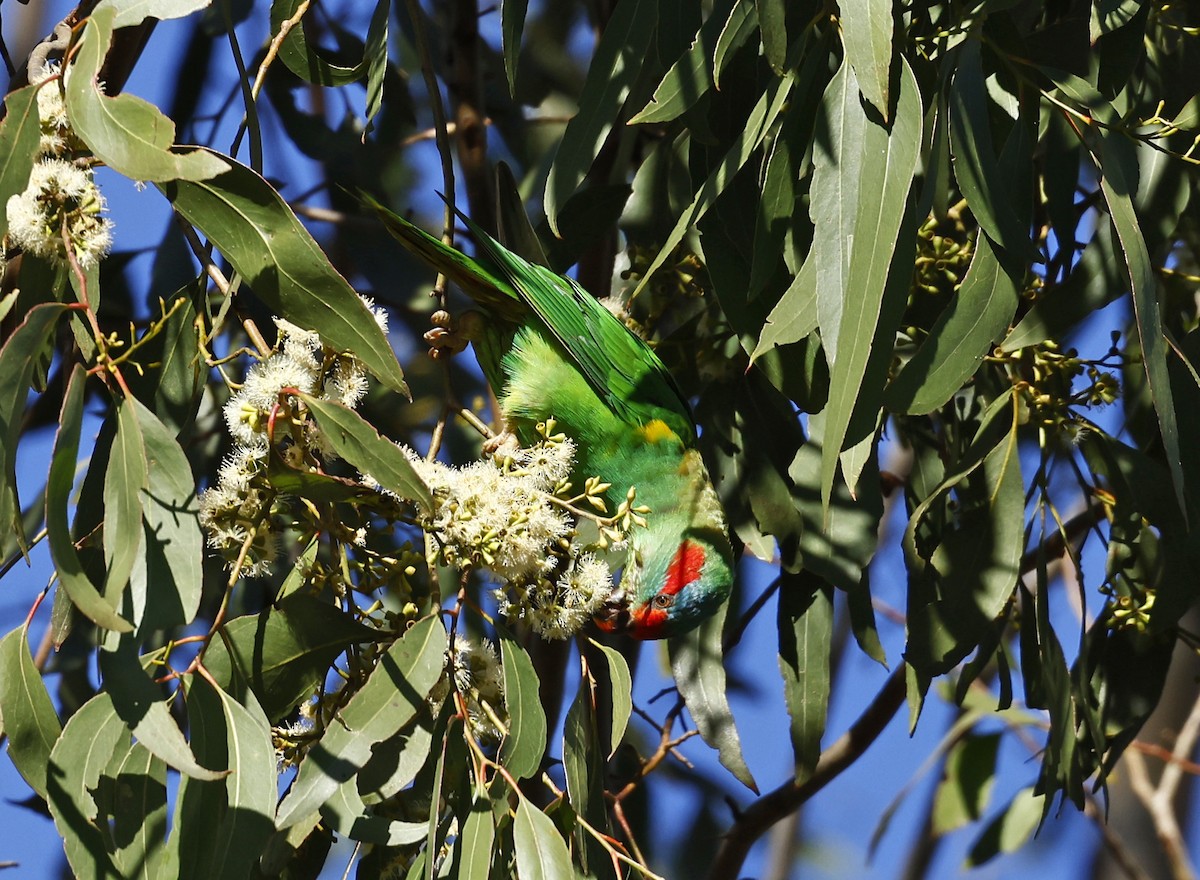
[[628, 0, 731, 124], [298, 394, 431, 506], [501, 0, 530, 95], [275, 615, 447, 828], [966, 787, 1043, 867], [757, 0, 788, 72], [0, 624, 63, 799], [669, 600, 758, 792], [497, 628, 547, 781], [99, 640, 224, 780], [103, 398, 147, 605], [589, 639, 633, 756], [160, 156, 408, 395], [109, 743, 167, 879], [932, 732, 999, 834], [0, 85, 42, 242], [713, 2, 758, 89], [839, 0, 893, 119], [204, 594, 379, 723], [887, 234, 1019, 414], [272, 0, 365, 86], [777, 574, 832, 781], [457, 798, 496, 880], [47, 364, 134, 633]]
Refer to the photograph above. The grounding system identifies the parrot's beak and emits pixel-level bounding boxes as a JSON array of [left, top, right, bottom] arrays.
[[594, 591, 630, 632]]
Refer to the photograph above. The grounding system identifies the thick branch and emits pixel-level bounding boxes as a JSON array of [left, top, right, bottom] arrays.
[[706, 666, 907, 880]]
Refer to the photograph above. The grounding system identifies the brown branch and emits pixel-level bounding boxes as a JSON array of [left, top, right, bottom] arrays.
[[705, 666, 907, 880]]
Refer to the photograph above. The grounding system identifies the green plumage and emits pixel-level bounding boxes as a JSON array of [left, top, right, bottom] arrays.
[[369, 197, 733, 638]]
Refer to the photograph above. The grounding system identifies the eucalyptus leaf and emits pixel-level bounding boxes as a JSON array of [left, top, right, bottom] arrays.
[[0, 85, 42, 243], [777, 575, 832, 782], [0, 624, 63, 799], [839, 0, 893, 119], [498, 628, 547, 781], [513, 797, 573, 880], [103, 399, 147, 606]]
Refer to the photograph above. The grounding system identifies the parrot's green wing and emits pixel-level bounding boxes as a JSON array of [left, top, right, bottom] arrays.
[[457, 211, 696, 443], [367, 195, 696, 441]]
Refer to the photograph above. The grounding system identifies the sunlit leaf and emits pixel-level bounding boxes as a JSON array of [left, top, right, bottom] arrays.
[[839, 0, 893, 119], [588, 639, 633, 756], [160, 156, 408, 395], [272, 0, 365, 86], [628, 0, 731, 124], [109, 743, 167, 879], [0, 85, 42, 243], [966, 786, 1043, 866], [932, 732, 999, 835], [513, 797, 573, 880], [103, 398, 147, 606], [95, 0, 211, 27], [0, 624, 63, 799], [669, 600, 758, 792], [65, 7, 229, 182]]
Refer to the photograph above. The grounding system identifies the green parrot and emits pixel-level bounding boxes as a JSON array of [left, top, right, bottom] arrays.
[[369, 198, 733, 639]]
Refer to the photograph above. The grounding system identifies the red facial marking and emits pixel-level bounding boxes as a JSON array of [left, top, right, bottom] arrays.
[[663, 540, 706, 597]]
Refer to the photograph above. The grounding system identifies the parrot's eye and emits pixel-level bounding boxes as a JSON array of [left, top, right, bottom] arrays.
[[652, 593, 674, 610]]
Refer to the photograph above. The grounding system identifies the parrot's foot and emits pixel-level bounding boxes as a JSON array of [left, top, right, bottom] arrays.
[[424, 309, 483, 359], [483, 430, 519, 459]]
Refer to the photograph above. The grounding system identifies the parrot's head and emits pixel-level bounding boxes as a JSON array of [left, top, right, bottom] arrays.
[[595, 529, 733, 640]]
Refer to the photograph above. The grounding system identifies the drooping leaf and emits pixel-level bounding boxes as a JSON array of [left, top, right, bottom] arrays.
[[563, 673, 609, 876], [204, 594, 379, 722], [839, 0, 893, 119], [99, 640, 225, 780], [810, 56, 921, 506], [298, 394, 431, 506], [127, 398, 203, 634], [64, 7, 229, 182], [628, 0, 732, 124], [0, 624, 63, 799], [160, 156, 408, 395], [588, 639, 633, 756], [271, 0, 366, 86], [47, 364, 134, 633], [497, 628, 547, 781], [757, 0, 788, 72], [457, 798, 496, 880], [501, 0, 531, 95], [932, 732, 1000, 835], [0, 303, 69, 553], [669, 599, 758, 792], [0, 85, 42, 243], [545, 0, 661, 236], [109, 743, 168, 879], [275, 615, 447, 828], [103, 398, 147, 605], [513, 797, 573, 880], [95, 0, 212, 28], [713, 1, 758, 89], [45, 691, 128, 879], [966, 787, 1044, 867], [777, 574, 832, 781]]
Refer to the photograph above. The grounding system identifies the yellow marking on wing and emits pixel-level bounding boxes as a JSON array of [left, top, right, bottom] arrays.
[[639, 419, 677, 444]]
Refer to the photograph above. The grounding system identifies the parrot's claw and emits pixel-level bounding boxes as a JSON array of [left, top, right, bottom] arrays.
[[424, 310, 484, 359], [483, 430, 519, 458]]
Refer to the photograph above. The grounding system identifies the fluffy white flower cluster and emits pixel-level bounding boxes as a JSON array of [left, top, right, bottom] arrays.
[[5, 64, 113, 268], [429, 637, 507, 744], [409, 430, 614, 640], [199, 302, 388, 576]]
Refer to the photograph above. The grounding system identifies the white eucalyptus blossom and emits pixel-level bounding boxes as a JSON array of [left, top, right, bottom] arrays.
[[7, 158, 113, 267]]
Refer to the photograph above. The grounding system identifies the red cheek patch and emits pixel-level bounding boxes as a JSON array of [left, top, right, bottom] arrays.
[[664, 540, 706, 597]]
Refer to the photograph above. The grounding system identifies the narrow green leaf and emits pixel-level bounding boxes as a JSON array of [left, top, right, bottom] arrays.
[[48, 364, 134, 633], [363, 0, 390, 127], [502, 0, 531, 95], [109, 744, 168, 880], [46, 691, 128, 879], [358, 712, 437, 805], [966, 787, 1043, 867], [276, 535, 319, 601], [633, 74, 794, 298], [458, 798, 496, 880], [589, 639, 633, 756], [0, 303, 68, 553], [298, 394, 431, 506], [932, 732, 999, 835], [513, 797, 573, 880], [948, 41, 1036, 262], [713, 2, 758, 89], [839, 0, 893, 119], [669, 600, 758, 792], [751, 255, 818, 360], [811, 56, 921, 506], [1098, 136, 1187, 518], [628, 0, 731, 124], [757, 0, 788, 72], [777, 575, 833, 782], [272, 0, 365, 86], [204, 594, 378, 723], [64, 7, 228, 182], [99, 640, 225, 780], [160, 156, 408, 395], [275, 615, 448, 828], [886, 234, 1019, 414], [545, 0, 660, 236], [128, 398, 203, 634], [0, 85, 42, 242], [497, 628, 547, 780], [322, 774, 429, 845], [104, 399, 147, 604], [563, 674, 608, 875], [0, 624, 63, 798]]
